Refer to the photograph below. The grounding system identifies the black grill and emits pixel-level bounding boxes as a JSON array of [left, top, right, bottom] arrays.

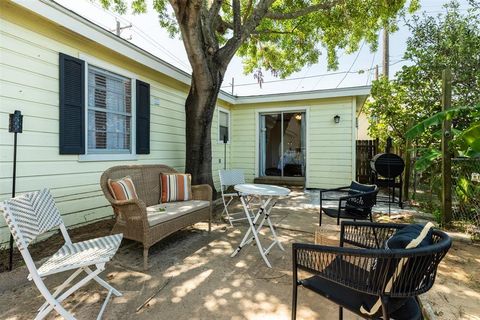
[[370, 153, 405, 179]]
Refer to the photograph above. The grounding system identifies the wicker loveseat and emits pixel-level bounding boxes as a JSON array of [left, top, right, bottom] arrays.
[[100, 164, 212, 269]]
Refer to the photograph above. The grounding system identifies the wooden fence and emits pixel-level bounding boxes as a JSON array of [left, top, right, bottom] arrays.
[[356, 139, 378, 183]]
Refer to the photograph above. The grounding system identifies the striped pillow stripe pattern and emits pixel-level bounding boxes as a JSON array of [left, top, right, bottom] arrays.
[[161, 173, 192, 202], [108, 176, 138, 201]]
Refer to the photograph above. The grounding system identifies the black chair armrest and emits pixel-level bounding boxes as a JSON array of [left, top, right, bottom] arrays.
[[338, 188, 378, 202], [340, 221, 405, 249], [292, 242, 391, 295], [320, 186, 350, 200]]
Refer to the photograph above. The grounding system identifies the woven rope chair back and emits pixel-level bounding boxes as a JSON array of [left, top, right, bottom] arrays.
[[386, 230, 451, 297], [2, 188, 62, 251]]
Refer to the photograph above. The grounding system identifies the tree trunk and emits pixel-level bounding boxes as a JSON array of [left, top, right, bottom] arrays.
[[184, 71, 223, 197]]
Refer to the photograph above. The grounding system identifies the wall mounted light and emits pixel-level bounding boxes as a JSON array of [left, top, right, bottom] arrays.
[[334, 114, 340, 124]]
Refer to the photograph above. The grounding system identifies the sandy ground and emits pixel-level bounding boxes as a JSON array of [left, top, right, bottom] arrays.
[[0, 189, 479, 320]]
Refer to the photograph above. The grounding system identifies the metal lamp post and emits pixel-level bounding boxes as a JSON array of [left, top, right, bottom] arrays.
[[223, 135, 228, 170], [8, 110, 23, 271]]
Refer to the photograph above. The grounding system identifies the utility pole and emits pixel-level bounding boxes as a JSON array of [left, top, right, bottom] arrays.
[[441, 68, 453, 225], [231, 77, 234, 95], [374, 65, 379, 80], [113, 19, 132, 38], [382, 27, 389, 79]]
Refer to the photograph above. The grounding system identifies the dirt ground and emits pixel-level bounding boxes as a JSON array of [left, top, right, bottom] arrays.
[[0, 190, 479, 320]]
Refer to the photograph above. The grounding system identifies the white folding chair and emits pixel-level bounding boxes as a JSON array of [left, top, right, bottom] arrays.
[[1, 188, 123, 320], [218, 169, 252, 226]]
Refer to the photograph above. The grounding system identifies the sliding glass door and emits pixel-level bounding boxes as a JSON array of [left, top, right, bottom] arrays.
[[259, 111, 306, 177]]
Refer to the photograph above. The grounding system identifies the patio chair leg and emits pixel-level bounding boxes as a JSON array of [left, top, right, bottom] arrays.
[[37, 267, 85, 313], [85, 266, 122, 297], [292, 283, 298, 320], [32, 277, 76, 320], [339, 306, 343, 320], [36, 265, 105, 319], [381, 296, 390, 320], [143, 247, 149, 270]]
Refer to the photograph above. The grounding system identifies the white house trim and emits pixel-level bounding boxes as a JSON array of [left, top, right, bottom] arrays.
[[78, 53, 137, 162], [11, 0, 370, 106], [234, 86, 371, 105]]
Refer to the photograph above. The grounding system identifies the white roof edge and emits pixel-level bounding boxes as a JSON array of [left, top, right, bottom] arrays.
[[233, 85, 371, 104], [12, 0, 238, 103], [10, 0, 370, 105]]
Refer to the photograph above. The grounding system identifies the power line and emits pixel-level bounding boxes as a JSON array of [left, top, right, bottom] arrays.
[[87, 0, 191, 70], [221, 59, 406, 88], [366, 50, 376, 85], [336, 41, 365, 88]]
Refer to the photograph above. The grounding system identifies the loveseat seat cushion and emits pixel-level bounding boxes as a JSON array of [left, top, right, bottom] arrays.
[[146, 200, 210, 226]]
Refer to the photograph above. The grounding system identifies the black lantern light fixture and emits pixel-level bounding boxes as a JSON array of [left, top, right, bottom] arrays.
[[8, 110, 23, 271], [334, 114, 340, 124]]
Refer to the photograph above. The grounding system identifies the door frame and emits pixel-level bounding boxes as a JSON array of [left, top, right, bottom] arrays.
[[255, 106, 309, 186]]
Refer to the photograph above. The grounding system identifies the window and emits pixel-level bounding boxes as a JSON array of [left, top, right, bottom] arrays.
[[87, 65, 132, 154], [219, 109, 230, 143]]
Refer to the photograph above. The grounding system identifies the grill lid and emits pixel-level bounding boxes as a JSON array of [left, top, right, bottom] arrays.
[[370, 153, 405, 178]]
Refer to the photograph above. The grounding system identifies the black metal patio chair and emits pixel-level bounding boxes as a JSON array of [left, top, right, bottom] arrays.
[[292, 221, 452, 320], [319, 181, 379, 226]]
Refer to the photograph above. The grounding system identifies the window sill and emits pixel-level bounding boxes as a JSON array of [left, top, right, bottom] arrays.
[[217, 141, 231, 145], [78, 154, 138, 162]]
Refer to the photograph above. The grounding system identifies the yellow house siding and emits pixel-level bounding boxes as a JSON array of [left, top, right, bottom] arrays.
[[0, 12, 226, 245], [230, 107, 256, 183], [307, 98, 355, 188], [230, 98, 355, 189]]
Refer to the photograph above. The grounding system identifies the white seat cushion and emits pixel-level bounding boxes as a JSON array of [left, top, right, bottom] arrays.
[[147, 200, 210, 226], [35, 233, 123, 277]]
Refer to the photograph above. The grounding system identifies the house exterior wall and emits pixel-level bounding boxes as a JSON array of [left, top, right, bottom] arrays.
[[0, 2, 361, 246], [0, 4, 230, 245], [230, 97, 356, 189], [357, 112, 373, 140]]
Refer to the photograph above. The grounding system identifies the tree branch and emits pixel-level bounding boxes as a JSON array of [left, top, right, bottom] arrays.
[[265, 0, 341, 20], [242, 0, 253, 23], [252, 29, 295, 35], [232, 0, 241, 38]]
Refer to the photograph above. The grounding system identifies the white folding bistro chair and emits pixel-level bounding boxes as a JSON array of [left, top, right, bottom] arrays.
[[218, 169, 252, 226], [1, 188, 123, 320]]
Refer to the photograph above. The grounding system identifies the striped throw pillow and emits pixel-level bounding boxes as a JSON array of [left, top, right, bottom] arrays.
[[161, 173, 192, 202], [108, 176, 138, 201]]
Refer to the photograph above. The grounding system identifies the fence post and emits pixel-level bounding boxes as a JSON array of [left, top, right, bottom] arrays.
[[403, 120, 413, 202], [441, 69, 453, 225]]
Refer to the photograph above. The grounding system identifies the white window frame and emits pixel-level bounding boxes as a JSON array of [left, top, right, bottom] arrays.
[[218, 107, 231, 144], [78, 54, 137, 162]]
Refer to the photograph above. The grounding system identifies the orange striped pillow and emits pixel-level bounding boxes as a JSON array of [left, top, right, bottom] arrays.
[[108, 176, 138, 201], [161, 173, 192, 202]]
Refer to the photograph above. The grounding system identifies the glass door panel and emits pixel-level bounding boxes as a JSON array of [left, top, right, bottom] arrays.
[[259, 111, 306, 177], [282, 112, 305, 177], [259, 114, 282, 176]]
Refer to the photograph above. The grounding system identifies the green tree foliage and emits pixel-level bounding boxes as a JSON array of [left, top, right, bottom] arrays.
[[366, 1, 480, 157], [98, 0, 418, 190]]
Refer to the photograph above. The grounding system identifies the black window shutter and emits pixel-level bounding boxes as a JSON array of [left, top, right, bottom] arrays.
[[59, 53, 85, 154], [136, 80, 150, 154]]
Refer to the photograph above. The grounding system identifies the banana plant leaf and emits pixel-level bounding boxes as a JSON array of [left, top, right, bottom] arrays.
[[414, 148, 441, 172], [461, 123, 480, 153], [405, 104, 480, 140]]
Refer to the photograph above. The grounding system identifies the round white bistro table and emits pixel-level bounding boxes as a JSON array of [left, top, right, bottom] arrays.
[[231, 183, 291, 268]]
